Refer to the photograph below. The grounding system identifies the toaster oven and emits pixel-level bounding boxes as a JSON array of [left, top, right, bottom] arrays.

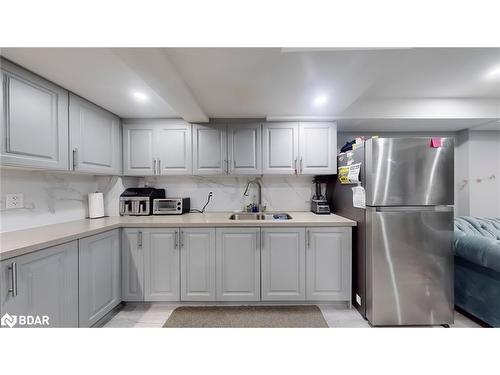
[[153, 198, 190, 215]]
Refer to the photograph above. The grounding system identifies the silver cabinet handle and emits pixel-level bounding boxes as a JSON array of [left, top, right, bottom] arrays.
[[72, 148, 78, 170], [180, 231, 184, 248], [153, 158, 157, 175], [158, 159, 161, 175], [174, 231, 178, 249], [138, 231, 143, 249], [307, 230, 310, 248], [294, 158, 298, 175], [8, 262, 17, 297], [300, 157, 303, 174]]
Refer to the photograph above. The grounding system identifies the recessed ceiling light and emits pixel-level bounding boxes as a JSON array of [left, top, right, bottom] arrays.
[[132, 91, 149, 102], [484, 65, 500, 81], [313, 94, 328, 107]]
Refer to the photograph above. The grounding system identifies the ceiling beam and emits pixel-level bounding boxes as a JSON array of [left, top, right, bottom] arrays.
[[339, 98, 500, 119], [113, 48, 208, 122]]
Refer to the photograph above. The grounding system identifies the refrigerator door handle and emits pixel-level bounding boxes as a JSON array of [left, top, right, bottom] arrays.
[[374, 205, 454, 212]]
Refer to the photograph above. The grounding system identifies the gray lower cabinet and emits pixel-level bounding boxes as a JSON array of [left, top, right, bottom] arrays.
[[306, 227, 352, 302], [122, 228, 180, 302], [180, 228, 216, 301], [261, 227, 306, 301], [144, 229, 180, 301], [121, 228, 145, 301], [69, 93, 121, 175], [0, 58, 69, 170], [0, 241, 78, 328], [78, 230, 121, 327], [216, 227, 260, 301]]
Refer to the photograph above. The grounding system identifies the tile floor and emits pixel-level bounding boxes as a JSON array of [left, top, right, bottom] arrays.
[[101, 302, 483, 328]]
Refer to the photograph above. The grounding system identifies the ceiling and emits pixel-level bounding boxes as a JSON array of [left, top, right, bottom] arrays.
[[1, 47, 499, 131]]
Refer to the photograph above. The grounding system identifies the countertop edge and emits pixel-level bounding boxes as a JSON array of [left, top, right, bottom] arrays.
[[1, 214, 356, 261]]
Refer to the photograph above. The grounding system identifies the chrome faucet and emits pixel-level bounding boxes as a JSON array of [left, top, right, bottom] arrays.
[[243, 178, 264, 212]]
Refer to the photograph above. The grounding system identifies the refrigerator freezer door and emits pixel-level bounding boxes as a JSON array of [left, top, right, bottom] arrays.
[[365, 138, 454, 206], [366, 206, 454, 326]]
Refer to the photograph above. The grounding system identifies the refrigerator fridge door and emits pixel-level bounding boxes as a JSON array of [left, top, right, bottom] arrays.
[[366, 206, 454, 326], [365, 138, 454, 206]]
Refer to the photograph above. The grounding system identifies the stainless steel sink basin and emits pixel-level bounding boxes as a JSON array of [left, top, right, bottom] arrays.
[[229, 212, 292, 221], [229, 213, 264, 220]]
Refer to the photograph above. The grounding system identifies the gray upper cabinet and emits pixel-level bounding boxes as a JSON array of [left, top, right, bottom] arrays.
[[262, 122, 299, 175], [78, 230, 121, 327], [216, 227, 260, 301], [306, 227, 351, 302], [192, 124, 227, 175], [180, 228, 216, 301], [0, 241, 78, 328], [69, 94, 121, 175], [144, 229, 180, 301], [227, 123, 262, 175], [261, 227, 306, 301], [299, 122, 337, 175], [0, 58, 69, 170], [122, 121, 156, 176], [156, 120, 192, 175], [123, 119, 192, 176]]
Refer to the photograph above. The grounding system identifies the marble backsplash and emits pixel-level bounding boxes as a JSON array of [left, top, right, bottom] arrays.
[[0, 169, 133, 233], [139, 175, 316, 213], [0, 170, 317, 232]]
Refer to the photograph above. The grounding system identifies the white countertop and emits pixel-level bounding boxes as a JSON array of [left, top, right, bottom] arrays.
[[0, 212, 356, 261]]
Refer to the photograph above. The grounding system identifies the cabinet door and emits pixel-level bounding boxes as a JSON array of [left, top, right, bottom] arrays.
[[227, 123, 262, 175], [144, 229, 180, 301], [306, 227, 351, 301], [156, 120, 192, 175], [69, 93, 121, 175], [216, 228, 260, 301], [122, 121, 155, 175], [78, 230, 121, 327], [261, 228, 306, 301], [299, 122, 337, 175], [0, 241, 78, 328], [192, 124, 227, 175], [0, 58, 69, 170], [262, 122, 299, 174], [121, 229, 145, 301], [180, 228, 216, 301]]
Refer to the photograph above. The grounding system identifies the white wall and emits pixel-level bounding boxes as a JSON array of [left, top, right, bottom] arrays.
[[0, 169, 131, 233], [458, 130, 500, 217]]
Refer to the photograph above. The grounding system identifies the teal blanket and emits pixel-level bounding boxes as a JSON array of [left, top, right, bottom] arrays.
[[454, 217, 500, 273]]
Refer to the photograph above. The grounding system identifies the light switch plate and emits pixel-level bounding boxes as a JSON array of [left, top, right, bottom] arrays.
[[6, 193, 24, 209], [356, 294, 362, 306]]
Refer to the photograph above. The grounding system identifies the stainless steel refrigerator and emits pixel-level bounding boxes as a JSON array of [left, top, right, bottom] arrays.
[[330, 137, 454, 326]]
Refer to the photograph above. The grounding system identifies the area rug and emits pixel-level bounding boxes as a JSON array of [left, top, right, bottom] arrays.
[[163, 305, 328, 328]]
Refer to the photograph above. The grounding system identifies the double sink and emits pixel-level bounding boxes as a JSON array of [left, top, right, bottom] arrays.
[[229, 212, 292, 221]]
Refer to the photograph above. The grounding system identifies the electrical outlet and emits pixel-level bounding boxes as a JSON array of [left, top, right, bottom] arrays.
[[6, 193, 24, 209]]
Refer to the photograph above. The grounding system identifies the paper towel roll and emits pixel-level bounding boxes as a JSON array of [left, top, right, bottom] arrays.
[[88, 192, 105, 219]]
